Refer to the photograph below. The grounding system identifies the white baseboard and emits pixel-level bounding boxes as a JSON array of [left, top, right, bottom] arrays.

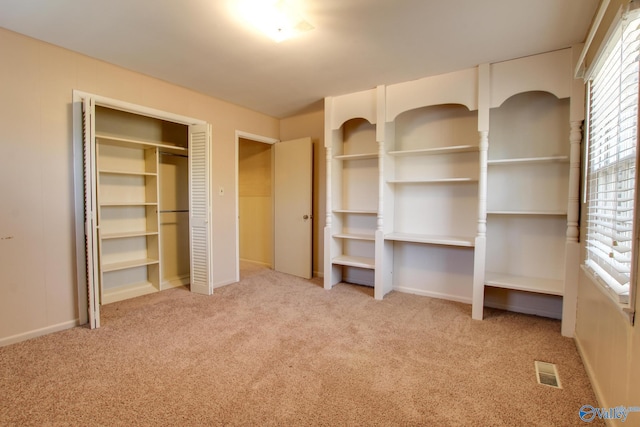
[[393, 286, 472, 304], [239, 258, 271, 268], [0, 319, 80, 348], [162, 274, 190, 289], [574, 330, 610, 423]]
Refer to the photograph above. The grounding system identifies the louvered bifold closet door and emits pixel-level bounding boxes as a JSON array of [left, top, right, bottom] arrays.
[[189, 124, 213, 295], [586, 15, 640, 304], [82, 97, 101, 328]]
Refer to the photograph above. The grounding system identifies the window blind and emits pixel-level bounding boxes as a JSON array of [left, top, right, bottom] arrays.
[[585, 13, 640, 305]]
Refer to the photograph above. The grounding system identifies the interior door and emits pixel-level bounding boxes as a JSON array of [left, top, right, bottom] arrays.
[[274, 137, 313, 279], [189, 123, 213, 295], [82, 97, 100, 329]]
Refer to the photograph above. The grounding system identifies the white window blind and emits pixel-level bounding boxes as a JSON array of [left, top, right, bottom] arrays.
[[585, 11, 640, 305]]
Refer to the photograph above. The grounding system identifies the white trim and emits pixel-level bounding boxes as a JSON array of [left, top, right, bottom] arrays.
[[162, 274, 191, 289], [72, 90, 206, 125], [234, 130, 279, 281], [582, 3, 640, 81], [239, 258, 271, 268], [575, 0, 611, 78], [574, 325, 614, 417], [72, 93, 88, 326], [0, 320, 80, 348]]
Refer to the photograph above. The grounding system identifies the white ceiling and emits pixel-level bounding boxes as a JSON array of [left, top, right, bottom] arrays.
[[0, 0, 599, 118]]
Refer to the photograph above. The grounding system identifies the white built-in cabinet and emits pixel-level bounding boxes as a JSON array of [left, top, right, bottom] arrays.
[[485, 92, 569, 296], [324, 48, 583, 335], [324, 89, 381, 292]]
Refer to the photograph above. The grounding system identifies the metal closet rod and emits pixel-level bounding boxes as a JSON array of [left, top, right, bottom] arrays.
[[159, 151, 189, 158], [159, 209, 189, 213]]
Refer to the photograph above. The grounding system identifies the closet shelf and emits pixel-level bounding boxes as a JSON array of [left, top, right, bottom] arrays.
[[100, 231, 159, 240], [333, 209, 377, 215], [334, 152, 378, 160], [332, 255, 375, 269], [100, 202, 158, 207], [333, 233, 375, 241], [485, 272, 564, 296], [387, 177, 478, 184], [101, 281, 158, 305], [487, 210, 567, 216], [385, 232, 475, 247], [99, 169, 157, 177], [96, 133, 188, 152], [101, 258, 160, 273], [487, 155, 569, 165], [389, 145, 479, 156]]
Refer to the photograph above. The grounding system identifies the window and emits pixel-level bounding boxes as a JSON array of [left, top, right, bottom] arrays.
[[585, 8, 640, 313]]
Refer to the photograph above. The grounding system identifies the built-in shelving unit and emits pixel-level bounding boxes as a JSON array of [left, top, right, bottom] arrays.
[[484, 90, 570, 300], [324, 87, 382, 290], [94, 108, 190, 305], [323, 48, 583, 335], [96, 135, 161, 304], [381, 69, 480, 302]]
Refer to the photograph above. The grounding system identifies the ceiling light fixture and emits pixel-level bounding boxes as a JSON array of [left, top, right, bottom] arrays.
[[234, 0, 314, 42]]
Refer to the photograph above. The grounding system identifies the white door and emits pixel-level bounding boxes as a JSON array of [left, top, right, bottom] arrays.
[[82, 98, 100, 329], [189, 124, 213, 295], [274, 137, 313, 279]]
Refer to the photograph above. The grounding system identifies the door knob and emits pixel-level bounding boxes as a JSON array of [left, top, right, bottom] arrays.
[[303, 215, 309, 220]]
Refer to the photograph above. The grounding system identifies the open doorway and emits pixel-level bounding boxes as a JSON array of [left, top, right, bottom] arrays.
[[235, 132, 313, 281], [238, 137, 274, 275]]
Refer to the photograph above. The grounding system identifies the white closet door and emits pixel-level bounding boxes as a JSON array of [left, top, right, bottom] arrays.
[[82, 97, 100, 328], [189, 124, 213, 295]]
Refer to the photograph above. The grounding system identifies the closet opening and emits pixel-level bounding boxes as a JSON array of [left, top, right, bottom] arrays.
[[238, 137, 274, 276], [94, 106, 191, 303], [73, 91, 212, 329]]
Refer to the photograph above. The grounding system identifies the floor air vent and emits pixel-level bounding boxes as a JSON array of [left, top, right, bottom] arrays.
[[535, 361, 562, 388]]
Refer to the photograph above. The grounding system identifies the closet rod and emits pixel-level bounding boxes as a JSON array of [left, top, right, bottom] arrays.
[[159, 209, 189, 213], [159, 151, 189, 158]]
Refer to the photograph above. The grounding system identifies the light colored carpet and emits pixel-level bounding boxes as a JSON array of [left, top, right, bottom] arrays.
[[0, 262, 603, 426]]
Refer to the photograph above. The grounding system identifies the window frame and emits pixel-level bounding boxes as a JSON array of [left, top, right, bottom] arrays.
[[583, 6, 640, 324]]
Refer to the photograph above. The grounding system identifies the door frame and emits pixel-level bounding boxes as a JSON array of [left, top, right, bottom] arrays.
[[72, 90, 208, 327], [234, 131, 279, 282]]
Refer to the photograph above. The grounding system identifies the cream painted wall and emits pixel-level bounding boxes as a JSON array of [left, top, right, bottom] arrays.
[[574, 0, 640, 423], [575, 270, 640, 421], [280, 110, 325, 277], [0, 28, 279, 344]]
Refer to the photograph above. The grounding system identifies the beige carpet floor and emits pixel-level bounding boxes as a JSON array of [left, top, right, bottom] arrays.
[[0, 262, 603, 426]]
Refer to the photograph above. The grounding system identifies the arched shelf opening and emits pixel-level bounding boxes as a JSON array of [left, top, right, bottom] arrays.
[[391, 103, 479, 154], [489, 91, 570, 162]]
